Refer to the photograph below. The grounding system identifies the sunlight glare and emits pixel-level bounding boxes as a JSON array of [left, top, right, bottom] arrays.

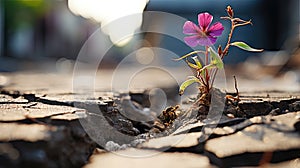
[[68, 0, 149, 46]]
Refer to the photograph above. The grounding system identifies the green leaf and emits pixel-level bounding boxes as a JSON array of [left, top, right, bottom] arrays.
[[191, 56, 202, 69], [230, 42, 263, 52], [191, 56, 206, 77], [179, 77, 200, 96], [173, 50, 205, 61], [185, 59, 199, 69], [187, 76, 197, 79], [208, 47, 224, 69]]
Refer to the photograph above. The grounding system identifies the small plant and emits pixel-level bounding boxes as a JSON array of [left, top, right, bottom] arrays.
[[176, 6, 263, 107]]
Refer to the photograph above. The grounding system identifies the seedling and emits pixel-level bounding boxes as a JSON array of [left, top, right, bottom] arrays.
[[176, 6, 263, 107]]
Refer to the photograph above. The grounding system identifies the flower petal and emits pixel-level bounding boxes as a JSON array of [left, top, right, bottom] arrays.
[[184, 35, 200, 47], [207, 36, 217, 45], [198, 12, 213, 31], [207, 22, 224, 37], [197, 36, 216, 46], [183, 21, 201, 35], [184, 35, 216, 47]]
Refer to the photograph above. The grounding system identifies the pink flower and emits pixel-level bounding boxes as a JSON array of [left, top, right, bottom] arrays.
[[183, 12, 224, 47]]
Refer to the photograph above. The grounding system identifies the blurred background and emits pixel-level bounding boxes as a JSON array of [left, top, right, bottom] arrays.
[[0, 0, 299, 91]]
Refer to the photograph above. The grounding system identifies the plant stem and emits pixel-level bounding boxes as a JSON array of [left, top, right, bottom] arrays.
[[205, 46, 209, 65], [233, 75, 240, 101], [221, 19, 235, 58], [210, 68, 217, 90], [204, 46, 210, 93]]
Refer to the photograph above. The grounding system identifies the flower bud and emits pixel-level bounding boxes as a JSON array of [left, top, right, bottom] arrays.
[[218, 45, 222, 56], [226, 6, 234, 18]]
